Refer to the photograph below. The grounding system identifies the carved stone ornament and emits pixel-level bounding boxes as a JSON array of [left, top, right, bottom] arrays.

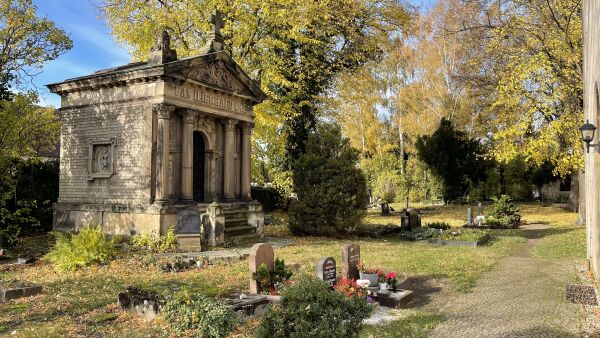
[[223, 118, 238, 131], [154, 103, 175, 119], [88, 138, 117, 180], [184, 60, 248, 94], [183, 109, 197, 124], [195, 116, 216, 148], [242, 121, 255, 134]]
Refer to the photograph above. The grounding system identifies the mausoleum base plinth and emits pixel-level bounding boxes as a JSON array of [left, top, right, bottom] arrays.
[[53, 199, 264, 251]]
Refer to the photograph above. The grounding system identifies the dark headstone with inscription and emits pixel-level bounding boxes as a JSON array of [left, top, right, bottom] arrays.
[[316, 257, 336, 287], [176, 210, 200, 234], [341, 244, 360, 280]]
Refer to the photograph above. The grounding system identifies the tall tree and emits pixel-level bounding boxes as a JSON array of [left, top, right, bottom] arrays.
[[416, 118, 490, 202], [0, 0, 72, 88], [440, 0, 583, 176]]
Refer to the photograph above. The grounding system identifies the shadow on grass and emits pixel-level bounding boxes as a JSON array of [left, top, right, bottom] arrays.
[[399, 275, 443, 308]]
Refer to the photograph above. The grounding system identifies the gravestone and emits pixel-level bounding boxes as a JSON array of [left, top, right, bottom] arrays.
[[477, 202, 483, 216], [467, 208, 473, 226], [249, 243, 274, 294], [316, 257, 336, 287], [341, 244, 360, 280], [176, 210, 201, 233]]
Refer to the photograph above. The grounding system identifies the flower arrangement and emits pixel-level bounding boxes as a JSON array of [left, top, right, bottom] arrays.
[[334, 278, 367, 298], [357, 261, 383, 275], [381, 272, 399, 291], [475, 215, 485, 227]]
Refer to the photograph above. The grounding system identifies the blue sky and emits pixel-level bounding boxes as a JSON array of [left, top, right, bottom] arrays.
[[32, 0, 437, 108], [32, 0, 130, 107]]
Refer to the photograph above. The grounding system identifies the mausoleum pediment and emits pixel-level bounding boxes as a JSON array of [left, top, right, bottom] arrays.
[[166, 54, 264, 102]]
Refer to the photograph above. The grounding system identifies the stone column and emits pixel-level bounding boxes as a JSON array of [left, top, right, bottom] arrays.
[[154, 103, 174, 203], [180, 109, 195, 202], [223, 119, 237, 200], [240, 122, 253, 200]]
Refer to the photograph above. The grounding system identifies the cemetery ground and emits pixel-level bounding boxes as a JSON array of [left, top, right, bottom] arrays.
[[0, 203, 588, 337]]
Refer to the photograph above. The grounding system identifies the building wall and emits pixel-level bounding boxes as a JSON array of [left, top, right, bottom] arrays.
[[583, 0, 600, 281], [58, 100, 153, 205]]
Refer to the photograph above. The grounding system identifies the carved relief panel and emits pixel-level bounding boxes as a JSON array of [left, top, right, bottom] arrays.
[[88, 138, 116, 180]]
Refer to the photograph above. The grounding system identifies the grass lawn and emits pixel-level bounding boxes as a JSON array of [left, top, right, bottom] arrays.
[[0, 203, 583, 337]]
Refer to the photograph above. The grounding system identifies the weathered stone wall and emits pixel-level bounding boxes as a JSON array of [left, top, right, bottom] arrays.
[[583, 0, 600, 280], [58, 98, 153, 205]]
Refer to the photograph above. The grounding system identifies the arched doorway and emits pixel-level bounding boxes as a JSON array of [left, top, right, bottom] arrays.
[[193, 131, 205, 202]]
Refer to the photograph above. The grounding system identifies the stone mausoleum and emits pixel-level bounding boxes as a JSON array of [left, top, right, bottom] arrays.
[[47, 15, 265, 251]]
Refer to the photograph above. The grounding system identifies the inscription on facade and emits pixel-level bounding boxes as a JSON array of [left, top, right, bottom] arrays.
[[175, 85, 252, 114]]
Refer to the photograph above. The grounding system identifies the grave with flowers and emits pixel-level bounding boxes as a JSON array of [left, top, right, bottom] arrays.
[[316, 244, 414, 309]]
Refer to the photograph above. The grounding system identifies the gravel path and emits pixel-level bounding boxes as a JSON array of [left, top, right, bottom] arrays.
[[428, 224, 584, 338]]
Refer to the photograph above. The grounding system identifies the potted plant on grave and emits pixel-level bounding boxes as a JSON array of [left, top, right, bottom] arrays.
[[357, 261, 382, 287], [377, 271, 400, 292], [252, 258, 293, 295]]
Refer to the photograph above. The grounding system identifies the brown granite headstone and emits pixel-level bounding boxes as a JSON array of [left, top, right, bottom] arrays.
[[341, 244, 360, 280], [316, 257, 336, 287], [248, 243, 274, 294]]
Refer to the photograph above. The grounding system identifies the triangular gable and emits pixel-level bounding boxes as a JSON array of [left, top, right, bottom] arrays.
[[168, 53, 265, 102]]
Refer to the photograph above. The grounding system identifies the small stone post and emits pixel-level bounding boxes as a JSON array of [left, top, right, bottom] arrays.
[[467, 207, 473, 226], [248, 201, 264, 238], [249, 243, 274, 294], [477, 202, 483, 216], [207, 202, 225, 246], [341, 244, 360, 280]]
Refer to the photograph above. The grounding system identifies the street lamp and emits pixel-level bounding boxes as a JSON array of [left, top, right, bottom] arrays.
[[580, 120, 599, 153]]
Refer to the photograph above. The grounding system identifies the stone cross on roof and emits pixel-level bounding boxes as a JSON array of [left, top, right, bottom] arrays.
[[209, 10, 224, 37], [203, 10, 225, 53]]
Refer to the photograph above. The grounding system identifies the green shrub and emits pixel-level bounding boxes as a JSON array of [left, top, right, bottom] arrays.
[[162, 289, 236, 338], [427, 221, 451, 230], [255, 278, 372, 338], [489, 195, 521, 228], [400, 228, 441, 241], [252, 258, 293, 293], [43, 225, 116, 272], [0, 200, 44, 247], [251, 185, 289, 212], [288, 124, 368, 236], [130, 226, 177, 252]]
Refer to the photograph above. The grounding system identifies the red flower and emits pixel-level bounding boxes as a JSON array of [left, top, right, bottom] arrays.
[[385, 272, 397, 279]]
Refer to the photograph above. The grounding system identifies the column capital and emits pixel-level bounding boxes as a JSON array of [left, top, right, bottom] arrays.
[[223, 118, 238, 131], [182, 109, 197, 124], [153, 103, 175, 119], [241, 122, 255, 134]]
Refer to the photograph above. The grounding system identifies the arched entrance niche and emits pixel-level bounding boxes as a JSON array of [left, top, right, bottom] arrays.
[[192, 130, 206, 202]]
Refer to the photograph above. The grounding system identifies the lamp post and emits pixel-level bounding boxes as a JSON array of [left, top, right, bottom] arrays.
[[580, 120, 599, 153]]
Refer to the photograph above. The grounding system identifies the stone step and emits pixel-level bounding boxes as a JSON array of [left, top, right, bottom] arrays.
[[225, 218, 248, 226], [223, 213, 248, 220], [225, 233, 262, 246], [224, 225, 256, 237], [176, 234, 202, 252]]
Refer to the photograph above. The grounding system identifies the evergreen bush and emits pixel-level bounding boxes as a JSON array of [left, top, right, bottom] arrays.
[[489, 195, 521, 228], [288, 124, 368, 236], [255, 278, 371, 338]]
